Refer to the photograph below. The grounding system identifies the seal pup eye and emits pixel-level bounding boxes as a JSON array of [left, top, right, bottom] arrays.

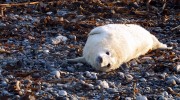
[[106, 51, 110, 55], [107, 63, 111, 68]]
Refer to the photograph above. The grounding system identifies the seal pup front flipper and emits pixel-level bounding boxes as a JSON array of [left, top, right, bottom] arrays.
[[67, 57, 87, 63]]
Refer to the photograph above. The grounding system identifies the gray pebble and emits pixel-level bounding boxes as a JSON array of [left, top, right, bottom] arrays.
[[144, 72, 150, 77], [0, 22, 6, 28], [87, 83, 94, 89], [161, 91, 168, 97], [69, 35, 76, 41], [51, 70, 61, 78], [57, 9, 68, 16], [125, 97, 132, 100], [166, 79, 176, 85], [85, 71, 97, 80], [174, 65, 180, 73], [144, 87, 151, 93], [51, 35, 68, 45], [46, 12, 53, 15], [107, 88, 118, 93], [159, 73, 167, 79], [43, 49, 50, 54], [108, 81, 116, 88], [58, 90, 67, 96], [125, 74, 133, 82], [136, 95, 148, 100], [0, 81, 7, 87], [67, 66, 75, 72], [158, 96, 167, 100], [140, 78, 147, 82], [118, 72, 125, 79], [167, 76, 180, 84], [24, 79, 32, 84], [77, 74, 86, 80], [69, 94, 78, 100], [97, 80, 109, 88], [2, 90, 13, 96]]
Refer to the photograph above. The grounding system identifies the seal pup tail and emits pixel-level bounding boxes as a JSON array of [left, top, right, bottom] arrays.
[[67, 57, 86, 63]]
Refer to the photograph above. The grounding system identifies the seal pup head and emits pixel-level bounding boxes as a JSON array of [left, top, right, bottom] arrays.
[[84, 46, 119, 72], [90, 49, 119, 72]]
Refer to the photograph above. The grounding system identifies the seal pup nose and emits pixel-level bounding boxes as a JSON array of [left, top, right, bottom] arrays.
[[96, 56, 103, 63]]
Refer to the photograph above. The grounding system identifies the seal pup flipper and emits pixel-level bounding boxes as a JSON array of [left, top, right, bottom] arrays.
[[67, 57, 86, 63], [151, 35, 173, 50], [158, 43, 173, 50]]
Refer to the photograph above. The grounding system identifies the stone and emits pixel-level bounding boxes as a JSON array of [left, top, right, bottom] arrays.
[[125, 74, 133, 82], [166, 79, 176, 85], [175, 65, 180, 73], [51, 35, 68, 45], [51, 70, 61, 78], [125, 97, 132, 100], [58, 90, 68, 96], [98, 80, 109, 89], [136, 96, 148, 100]]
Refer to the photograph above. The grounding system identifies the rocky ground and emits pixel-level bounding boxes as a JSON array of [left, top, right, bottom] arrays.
[[0, 0, 179, 100]]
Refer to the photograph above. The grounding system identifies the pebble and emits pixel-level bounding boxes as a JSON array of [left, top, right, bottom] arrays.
[[158, 73, 167, 79], [141, 57, 152, 60], [51, 70, 61, 78], [107, 88, 118, 93], [140, 78, 147, 82], [175, 65, 180, 73], [2, 90, 13, 96], [125, 74, 133, 82], [161, 91, 168, 97], [57, 9, 68, 16], [58, 90, 68, 96], [46, 12, 53, 15], [144, 72, 150, 77], [144, 87, 151, 93], [167, 76, 180, 84], [85, 71, 98, 80], [77, 74, 86, 80], [0, 22, 6, 28], [0, 81, 8, 87], [166, 79, 176, 85], [157, 96, 167, 100], [51, 35, 68, 45], [97, 80, 109, 89], [125, 97, 132, 100], [67, 66, 75, 72], [69, 35, 76, 41], [118, 72, 125, 79], [136, 95, 148, 100], [43, 49, 50, 54], [24, 79, 32, 84]]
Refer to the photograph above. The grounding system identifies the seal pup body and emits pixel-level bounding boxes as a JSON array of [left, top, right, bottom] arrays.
[[68, 24, 172, 72]]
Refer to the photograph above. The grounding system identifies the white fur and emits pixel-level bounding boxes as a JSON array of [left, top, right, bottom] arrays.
[[68, 24, 171, 72]]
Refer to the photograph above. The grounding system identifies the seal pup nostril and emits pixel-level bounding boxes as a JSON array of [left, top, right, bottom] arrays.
[[96, 56, 103, 63]]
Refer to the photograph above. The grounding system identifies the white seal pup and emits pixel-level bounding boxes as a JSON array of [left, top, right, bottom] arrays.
[[67, 24, 172, 72]]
